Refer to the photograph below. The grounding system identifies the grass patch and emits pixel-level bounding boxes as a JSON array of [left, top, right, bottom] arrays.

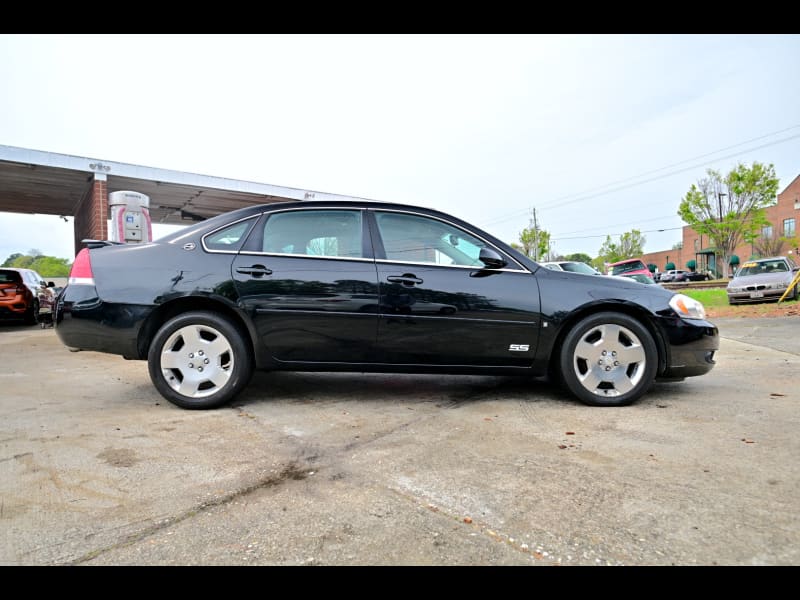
[[682, 288, 729, 308], [680, 286, 799, 318]]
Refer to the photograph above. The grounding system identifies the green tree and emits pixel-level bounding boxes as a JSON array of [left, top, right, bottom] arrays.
[[29, 256, 71, 277], [596, 229, 646, 264], [518, 223, 551, 260], [564, 252, 593, 265], [10, 255, 34, 268], [1, 253, 22, 267], [678, 162, 779, 277], [3, 252, 71, 276]]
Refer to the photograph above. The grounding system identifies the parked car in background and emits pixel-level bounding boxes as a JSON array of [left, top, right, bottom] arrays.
[[54, 200, 718, 409], [726, 256, 800, 304], [606, 258, 654, 281], [0, 267, 53, 325], [660, 269, 690, 283], [685, 271, 709, 282], [540, 261, 602, 275]]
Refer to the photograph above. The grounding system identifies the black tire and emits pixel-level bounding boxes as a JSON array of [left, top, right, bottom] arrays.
[[559, 311, 658, 407], [24, 299, 39, 326], [147, 311, 254, 409]]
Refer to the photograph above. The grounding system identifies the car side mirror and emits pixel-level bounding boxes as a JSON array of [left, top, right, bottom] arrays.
[[479, 247, 507, 269]]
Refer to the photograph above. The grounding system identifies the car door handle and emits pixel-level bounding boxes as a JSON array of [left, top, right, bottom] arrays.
[[236, 265, 273, 277], [387, 274, 423, 286]]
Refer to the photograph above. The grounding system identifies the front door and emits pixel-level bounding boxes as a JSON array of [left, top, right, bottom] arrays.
[[370, 209, 540, 367]]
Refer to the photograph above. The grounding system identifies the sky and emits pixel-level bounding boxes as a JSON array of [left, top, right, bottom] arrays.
[[1, 34, 799, 263]]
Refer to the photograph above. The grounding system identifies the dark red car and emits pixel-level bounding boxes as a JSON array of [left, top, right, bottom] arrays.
[[0, 268, 54, 325]]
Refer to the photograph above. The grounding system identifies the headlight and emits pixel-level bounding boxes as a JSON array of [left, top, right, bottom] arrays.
[[727, 286, 741, 293], [670, 293, 706, 320]]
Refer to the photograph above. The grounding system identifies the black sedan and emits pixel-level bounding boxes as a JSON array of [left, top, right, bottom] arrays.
[[55, 201, 718, 409]]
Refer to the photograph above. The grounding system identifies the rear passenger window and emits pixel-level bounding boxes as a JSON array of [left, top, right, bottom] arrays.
[[204, 218, 257, 251], [261, 210, 363, 259]]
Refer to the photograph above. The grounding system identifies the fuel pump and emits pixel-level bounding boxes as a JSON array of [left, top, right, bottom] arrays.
[[109, 190, 152, 243]]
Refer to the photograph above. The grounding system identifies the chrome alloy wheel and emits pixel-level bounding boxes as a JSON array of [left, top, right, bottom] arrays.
[[159, 324, 234, 398], [572, 323, 646, 397]]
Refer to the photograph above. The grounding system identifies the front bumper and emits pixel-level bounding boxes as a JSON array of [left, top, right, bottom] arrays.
[[727, 289, 786, 304], [656, 316, 719, 379]]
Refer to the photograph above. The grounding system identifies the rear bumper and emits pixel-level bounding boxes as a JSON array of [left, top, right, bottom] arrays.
[[0, 304, 28, 318], [55, 285, 151, 358]]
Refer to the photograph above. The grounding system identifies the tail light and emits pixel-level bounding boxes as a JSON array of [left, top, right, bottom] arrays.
[[68, 248, 95, 285]]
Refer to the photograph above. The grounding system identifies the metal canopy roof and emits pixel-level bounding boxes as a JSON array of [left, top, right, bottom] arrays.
[[0, 145, 371, 225]]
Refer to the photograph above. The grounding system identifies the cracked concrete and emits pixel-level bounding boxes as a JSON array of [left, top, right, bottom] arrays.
[[1, 317, 798, 565]]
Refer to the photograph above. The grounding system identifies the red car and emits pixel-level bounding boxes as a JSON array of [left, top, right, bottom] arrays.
[[0, 268, 53, 325], [606, 258, 654, 281]]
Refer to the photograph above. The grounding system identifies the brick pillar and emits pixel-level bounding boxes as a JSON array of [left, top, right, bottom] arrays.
[[73, 174, 109, 256]]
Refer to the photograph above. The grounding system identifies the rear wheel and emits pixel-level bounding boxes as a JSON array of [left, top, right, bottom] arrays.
[[559, 312, 657, 407], [148, 311, 254, 409]]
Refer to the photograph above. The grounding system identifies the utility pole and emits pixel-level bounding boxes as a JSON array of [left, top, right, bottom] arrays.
[[717, 192, 727, 277], [532, 207, 539, 261]]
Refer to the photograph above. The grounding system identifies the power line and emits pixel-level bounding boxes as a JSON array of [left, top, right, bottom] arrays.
[[552, 226, 684, 242], [539, 133, 800, 211], [481, 125, 800, 229], [544, 124, 800, 206], [551, 214, 680, 238]]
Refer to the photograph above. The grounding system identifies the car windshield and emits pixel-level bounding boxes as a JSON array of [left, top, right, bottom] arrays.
[[611, 260, 646, 275], [736, 260, 789, 277]]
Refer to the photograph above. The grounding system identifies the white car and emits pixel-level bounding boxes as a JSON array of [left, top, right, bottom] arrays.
[[540, 261, 602, 275]]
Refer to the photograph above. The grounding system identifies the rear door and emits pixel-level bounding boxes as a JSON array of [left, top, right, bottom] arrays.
[[369, 209, 541, 367], [231, 208, 379, 364]]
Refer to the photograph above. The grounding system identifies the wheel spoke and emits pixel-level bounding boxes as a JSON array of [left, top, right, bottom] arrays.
[[612, 371, 636, 394], [207, 368, 231, 389], [600, 324, 622, 346], [575, 339, 601, 360], [617, 344, 645, 365], [161, 351, 184, 369], [577, 367, 603, 391], [177, 375, 201, 397], [206, 336, 232, 359], [179, 325, 204, 349]]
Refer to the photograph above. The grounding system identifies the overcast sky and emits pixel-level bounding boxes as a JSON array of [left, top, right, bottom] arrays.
[[1, 34, 799, 263]]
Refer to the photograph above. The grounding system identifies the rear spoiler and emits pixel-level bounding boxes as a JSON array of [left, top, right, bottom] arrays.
[[81, 239, 126, 249]]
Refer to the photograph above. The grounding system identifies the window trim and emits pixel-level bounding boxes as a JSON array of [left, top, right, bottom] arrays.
[[234, 206, 374, 262], [368, 208, 529, 273], [201, 215, 260, 254]]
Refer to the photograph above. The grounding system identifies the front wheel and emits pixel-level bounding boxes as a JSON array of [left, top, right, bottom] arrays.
[[559, 312, 658, 407], [148, 311, 254, 409]]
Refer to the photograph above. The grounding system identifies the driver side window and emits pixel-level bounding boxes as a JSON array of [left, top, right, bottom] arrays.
[[374, 211, 487, 266]]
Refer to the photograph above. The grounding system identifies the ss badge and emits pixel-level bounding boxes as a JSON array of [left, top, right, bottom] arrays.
[[509, 344, 530, 352]]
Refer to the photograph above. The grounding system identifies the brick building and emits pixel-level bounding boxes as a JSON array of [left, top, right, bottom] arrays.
[[642, 175, 800, 277]]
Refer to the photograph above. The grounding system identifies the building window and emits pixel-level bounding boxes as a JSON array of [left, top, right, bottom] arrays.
[[694, 238, 700, 252], [784, 218, 796, 238], [762, 225, 773, 238]]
